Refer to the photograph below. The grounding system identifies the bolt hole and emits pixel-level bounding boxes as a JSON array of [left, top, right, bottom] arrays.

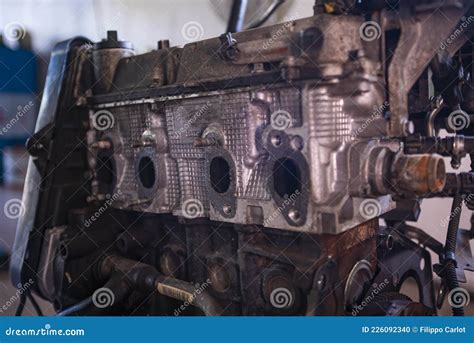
[[290, 136, 304, 151], [271, 135, 282, 147], [223, 205, 232, 214]]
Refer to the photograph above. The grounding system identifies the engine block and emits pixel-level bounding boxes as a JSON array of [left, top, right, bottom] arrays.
[[88, 15, 440, 234]]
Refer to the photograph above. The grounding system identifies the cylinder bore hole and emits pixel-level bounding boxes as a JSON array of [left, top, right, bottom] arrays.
[[273, 158, 301, 198], [210, 157, 231, 194], [138, 156, 156, 189]]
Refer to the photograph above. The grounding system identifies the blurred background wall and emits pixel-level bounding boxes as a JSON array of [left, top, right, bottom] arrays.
[[0, 0, 472, 315]]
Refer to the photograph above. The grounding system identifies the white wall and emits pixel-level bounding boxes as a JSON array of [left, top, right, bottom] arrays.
[[0, 0, 314, 53]]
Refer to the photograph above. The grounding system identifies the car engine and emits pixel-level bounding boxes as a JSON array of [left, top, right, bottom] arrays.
[[10, 0, 474, 316]]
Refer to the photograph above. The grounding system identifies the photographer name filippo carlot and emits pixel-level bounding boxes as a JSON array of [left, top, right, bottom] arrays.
[[419, 326, 467, 334]]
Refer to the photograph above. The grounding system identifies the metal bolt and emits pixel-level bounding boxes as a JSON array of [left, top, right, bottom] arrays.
[[223, 205, 232, 215], [288, 209, 301, 222]]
